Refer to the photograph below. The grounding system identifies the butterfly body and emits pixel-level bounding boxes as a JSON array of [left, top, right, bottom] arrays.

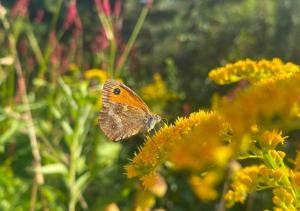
[[99, 79, 161, 141]]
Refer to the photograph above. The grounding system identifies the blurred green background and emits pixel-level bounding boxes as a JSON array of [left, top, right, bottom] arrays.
[[0, 0, 300, 210]]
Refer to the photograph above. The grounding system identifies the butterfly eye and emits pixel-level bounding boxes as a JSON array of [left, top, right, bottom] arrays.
[[113, 88, 121, 95]]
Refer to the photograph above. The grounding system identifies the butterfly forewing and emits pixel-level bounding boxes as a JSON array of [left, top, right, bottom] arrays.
[[102, 80, 150, 112]]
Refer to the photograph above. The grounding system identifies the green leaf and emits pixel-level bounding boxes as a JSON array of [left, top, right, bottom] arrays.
[[58, 78, 78, 110], [39, 163, 67, 175], [44, 0, 63, 13], [72, 172, 90, 204], [0, 121, 20, 146], [61, 120, 73, 136]]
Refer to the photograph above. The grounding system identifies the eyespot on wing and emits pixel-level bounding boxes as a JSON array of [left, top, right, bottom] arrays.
[[102, 79, 150, 112]]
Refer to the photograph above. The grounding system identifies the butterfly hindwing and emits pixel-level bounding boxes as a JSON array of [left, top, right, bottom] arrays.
[[99, 103, 147, 141]]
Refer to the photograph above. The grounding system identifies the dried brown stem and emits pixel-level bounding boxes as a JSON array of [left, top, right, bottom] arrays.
[[30, 179, 38, 211], [79, 194, 88, 210], [6, 25, 44, 210]]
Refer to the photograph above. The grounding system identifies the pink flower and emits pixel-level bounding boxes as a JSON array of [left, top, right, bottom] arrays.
[[94, 0, 111, 16], [63, 0, 82, 32], [102, 0, 111, 16], [11, 0, 30, 18]]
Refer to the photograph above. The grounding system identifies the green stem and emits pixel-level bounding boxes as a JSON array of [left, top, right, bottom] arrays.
[[68, 105, 91, 211], [115, 6, 150, 76], [263, 150, 276, 169], [263, 150, 298, 208], [42, 0, 63, 79], [109, 38, 117, 77], [68, 141, 77, 211], [26, 24, 46, 74], [97, 12, 115, 77], [1, 16, 16, 104]]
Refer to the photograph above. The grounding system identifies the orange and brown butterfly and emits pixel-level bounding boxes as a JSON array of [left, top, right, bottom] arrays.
[[99, 79, 161, 141]]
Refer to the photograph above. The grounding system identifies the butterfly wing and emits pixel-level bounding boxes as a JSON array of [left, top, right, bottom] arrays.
[[102, 79, 151, 113], [99, 103, 148, 141], [99, 79, 150, 141]]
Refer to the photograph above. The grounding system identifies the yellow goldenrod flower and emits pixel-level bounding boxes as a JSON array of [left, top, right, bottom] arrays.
[[218, 71, 300, 139], [273, 168, 286, 182], [269, 150, 286, 164], [259, 130, 286, 149], [225, 165, 272, 206], [226, 164, 297, 208], [190, 172, 220, 201], [272, 188, 295, 209], [84, 69, 109, 83], [209, 58, 300, 85], [125, 111, 230, 189], [139, 73, 177, 114], [225, 184, 249, 206], [213, 146, 233, 166], [291, 171, 300, 190], [140, 173, 159, 189], [84, 69, 110, 110], [125, 164, 139, 178], [140, 73, 176, 102], [169, 112, 232, 171]]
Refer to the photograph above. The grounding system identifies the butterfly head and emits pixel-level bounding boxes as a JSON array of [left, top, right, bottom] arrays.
[[146, 113, 162, 132]]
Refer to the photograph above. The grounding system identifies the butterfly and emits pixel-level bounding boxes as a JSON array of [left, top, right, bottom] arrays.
[[99, 79, 161, 141]]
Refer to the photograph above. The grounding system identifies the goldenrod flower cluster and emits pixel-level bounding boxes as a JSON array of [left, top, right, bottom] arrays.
[[259, 130, 286, 149], [189, 172, 221, 201], [225, 164, 298, 210], [134, 174, 167, 211], [225, 165, 270, 204], [217, 70, 300, 140], [209, 58, 300, 85], [125, 111, 231, 192], [139, 73, 177, 113], [126, 58, 300, 209], [140, 73, 176, 102], [84, 69, 109, 110], [84, 69, 108, 83]]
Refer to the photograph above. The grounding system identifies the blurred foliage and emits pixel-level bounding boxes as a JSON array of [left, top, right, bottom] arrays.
[[131, 0, 300, 109], [1, 0, 300, 210]]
